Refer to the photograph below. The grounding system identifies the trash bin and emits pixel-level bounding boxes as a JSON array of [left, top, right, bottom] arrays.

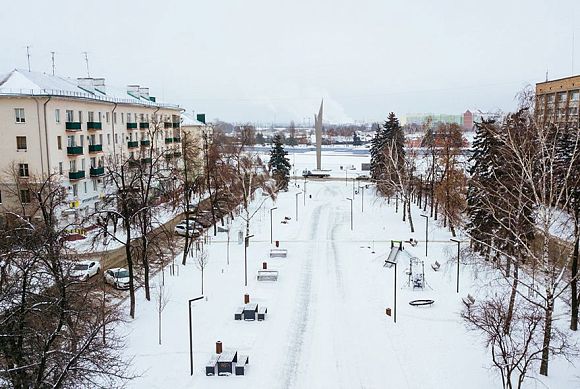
[[275, 240, 279, 247], [386, 308, 392, 316]]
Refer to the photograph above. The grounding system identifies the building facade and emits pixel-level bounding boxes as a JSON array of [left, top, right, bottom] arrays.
[[535, 74, 580, 126], [0, 69, 183, 217]]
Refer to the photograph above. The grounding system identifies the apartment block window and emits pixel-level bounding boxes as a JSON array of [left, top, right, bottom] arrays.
[[106, 112, 110, 123], [127, 113, 131, 123], [67, 135, 75, 147], [72, 184, 78, 197], [88, 111, 94, 122], [121, 113, 124, 124], [59, 162, 63, 175], [107, 134, 111, 145], [81, 159, 85, 171], [98, 112, 102, 122], [79, 135, 84, 147], [572, 91, 580, 102], [16, 136, 27, 151], [18, 163, 29, 177], [70, 160, 76, 171], [20, 189, 31, 204], [66, 110, 74, 122], [57, 136, 62, 150], [113, 112, 117, 124], [557, 92, 567, 103], [99, 134, 103, 145], [115, 134, 118, 144], [92, 179, 97, 191], [15, 108, 25, 123], [84, 181, 87, 194], [55, 109, 61, 123], [78, 111, 83, 123]]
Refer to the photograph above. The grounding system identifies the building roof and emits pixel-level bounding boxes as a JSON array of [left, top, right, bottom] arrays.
[[181, 111, 206, 126], [0, 69, 180, 109]]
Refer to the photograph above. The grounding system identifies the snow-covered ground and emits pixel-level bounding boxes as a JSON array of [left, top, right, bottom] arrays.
[[119, 152, 579, 389]]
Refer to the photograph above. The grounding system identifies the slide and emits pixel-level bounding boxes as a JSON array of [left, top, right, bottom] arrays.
[[384, 243, 401, 268]]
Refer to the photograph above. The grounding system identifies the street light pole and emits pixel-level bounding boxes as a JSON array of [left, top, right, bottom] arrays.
[[270, 207, 277, 244], [346, 197, 353, 230], [385, 260, 397, 323], [451, 238, 461, 293], [244, 234, 254, 286], [303, 180, 308, 206], [295, 192, 302, 221], [420, 214, 429, 257], [188, 295, 204, 375], [361, 185, 365, 213]]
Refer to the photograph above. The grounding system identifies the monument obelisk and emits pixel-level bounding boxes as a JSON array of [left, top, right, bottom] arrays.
[[314, 99, 323, 170]]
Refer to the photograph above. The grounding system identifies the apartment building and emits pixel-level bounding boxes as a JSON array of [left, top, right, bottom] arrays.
[[535, 74, 580, 126], [0, 69, 183, 217]]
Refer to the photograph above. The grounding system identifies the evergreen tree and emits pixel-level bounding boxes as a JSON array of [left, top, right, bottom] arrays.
[[370, 112, 406, 196], [268, 134, 291, 190]]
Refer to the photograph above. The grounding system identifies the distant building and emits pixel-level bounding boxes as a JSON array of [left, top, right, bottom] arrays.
[[535, 74, 580, 126], [463, 110, 473, 131], [405, 113, 463, 127]]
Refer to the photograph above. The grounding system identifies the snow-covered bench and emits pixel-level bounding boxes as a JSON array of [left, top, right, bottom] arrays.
[[234, 307, 244, 320], [257, 306, 268, 321], [269, 248, 288, 258], [462, 294, 476, 307], [235, 355, 249, 375], [205, 355, 219, 376], [257, 270, 278, 281], [431, 261, 441, 271]]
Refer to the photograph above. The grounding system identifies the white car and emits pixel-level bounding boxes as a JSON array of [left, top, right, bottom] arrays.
[[70, 260, 101, 281], [104, 268, 130, 290], [174, 222, 200, 237]]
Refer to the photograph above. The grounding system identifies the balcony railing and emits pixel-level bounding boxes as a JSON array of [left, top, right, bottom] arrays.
[[69, 170, 85, 180], [87, 121, 102, 130], [139, 122, 149, 129], [128, 141, 139, 148], [172, 122, 180, 128], [90, 166, 105, 177], [173, 136, 181, 143], [141, 140, 151, 147], [65, 122, 81, 131], [88, 144, 103, 153], [127, 122, 138, 129], [67, 146, 83, 155], [165, 138, 173, 144]]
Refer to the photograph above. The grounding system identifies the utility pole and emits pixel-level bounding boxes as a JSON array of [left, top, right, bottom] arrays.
[[50, 51, 56, 75], [25, 45, 31, 71], [82, 51, 90, 77]]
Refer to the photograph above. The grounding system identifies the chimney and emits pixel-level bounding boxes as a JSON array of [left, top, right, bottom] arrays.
[[93, 78, 106, 94], [138, 87, 150, 100], [78, 78, 95, 94], [127, 85, 140, 98]]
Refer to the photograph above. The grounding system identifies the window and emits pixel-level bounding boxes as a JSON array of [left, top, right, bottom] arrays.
[[79, 135, 84, 147], [81, 159, 85, 171], [55, 109, 60, 123], [20, 189, 31, 204], [59, 162, 63, 175], [115, 134, 118, 144], [57, 136, 62, 150], [88, 111, 94, 122], [557, 92, 567, 102], [70, 160, 76, 171], [72, 184, 78, 197], [16, 136, 27, 151], [98, 112, 102, 122], [572, 91, 580, 102], [15, 108, 25, 123], [90, 157, 96, 168], [99, 134, 103, 145], [84, 181, 87, 194], [127, 113, 131, 123], [107, 134, 111, 145], [18, 163, 29, 177], [92, 179, 97, 191], [78, 111, 83, 123], [67, 135, 75, 147], [106, 112, 110, 123], [113, 112, 117, 124], [66, 110, 74, 122]]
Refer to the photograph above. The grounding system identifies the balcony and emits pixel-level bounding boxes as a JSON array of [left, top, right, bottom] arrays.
[[164, 122, 172, 128], [127, 122, 138, 129], [173, 136, 181, 143], [89, 144, 103, 153], [67, 146, 83, 155], [165, 138, 174, 144], [128, 141, 139, 149], [65, 122, 81, 131], [69, 170, 85, 180], [141, 140, 151, 147], [139, 122, 149, 129], [172, 122, 180, 128], [173, 151, 182, 157], [87, 121, 102, 130], [141, 157, 152, 164], [90, 166, 105, 177]]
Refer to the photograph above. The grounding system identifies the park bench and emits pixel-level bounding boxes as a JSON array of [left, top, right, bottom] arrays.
[[270, 248, 288, 258], [234, 306, 244, 320], [257, 306, 268, 321], [217, 351, 238, 376], [243, 303, 258, 321], [431, 261, 441, 271], [257, 270, 279, 281], [462, 294, 476, 307], [205, 355, 219, 376], [235, 355, 249, 376]]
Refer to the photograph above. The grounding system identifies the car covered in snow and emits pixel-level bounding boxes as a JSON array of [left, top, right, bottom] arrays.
[[104, 268, 130, 290], [69, 260, 101, 281], [174, 222, 201, 237]]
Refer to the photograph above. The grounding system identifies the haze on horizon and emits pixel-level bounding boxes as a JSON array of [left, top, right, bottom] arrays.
[[0, 0, 578, 124]]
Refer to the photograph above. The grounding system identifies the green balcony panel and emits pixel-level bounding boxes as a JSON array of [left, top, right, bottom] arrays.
[[165, 138, 173, 144], [90, 167, 104, 176], [141, 157, 152, 164], [141, 140, 151, 147], [172, 122, 180, 128], [173, 137, 181, 142], [139, 122, 149, 129], [66, 122, 81, 130], [89, 144, 103, 153], [128, 141, 139, 148], [69, 170, 85, 180], [87, 121, 102, 130], [127, 122, 138, 129], [67, 146, 83, 155]]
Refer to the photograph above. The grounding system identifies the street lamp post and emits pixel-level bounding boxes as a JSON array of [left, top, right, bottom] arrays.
[[361, 185, 365, 213], [450, 238, 461, 293], [345, 169, 348, 185], [295, 192, 302, 221], [420, 214, 429, 257], [385, 260, 397, 323], [346, 197, 353, 230], [244, 234, 254, 286], [303, 180, 308, 206], [270, 207, 277, 244], [188, 295, 204, 375]]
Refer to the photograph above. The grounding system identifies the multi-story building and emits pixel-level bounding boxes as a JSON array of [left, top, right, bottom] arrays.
[[535, 74, 580, 126], [0, 69, 183, 218]]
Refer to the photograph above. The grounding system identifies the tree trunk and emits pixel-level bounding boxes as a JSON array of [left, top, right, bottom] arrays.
[[571, 218, 579, 331], [125, 228, 135, 319], [504, 262, 519, 334], [201, 267, 204, 294], [142, 235, 150, 301], [402, 198, 407, 221], [539, 294, 554, 376]]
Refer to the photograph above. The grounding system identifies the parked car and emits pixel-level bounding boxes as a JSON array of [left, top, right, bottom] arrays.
[[70, 260, 101, 281], [104, 268, 130, 290], [174, 223, 199, 237]]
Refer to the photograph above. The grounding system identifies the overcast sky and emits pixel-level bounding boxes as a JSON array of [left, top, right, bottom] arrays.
[[1, 0, 579, 124]]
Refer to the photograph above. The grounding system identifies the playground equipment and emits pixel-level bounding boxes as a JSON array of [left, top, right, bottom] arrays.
[[384, 240, 403, 268], [409, 299, 434, 307], [405, 257, 425, 290]]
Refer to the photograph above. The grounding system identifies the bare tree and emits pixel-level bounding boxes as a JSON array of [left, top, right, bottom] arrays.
[[155, 281, 169, 345], [195, 248, 209, 294]]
